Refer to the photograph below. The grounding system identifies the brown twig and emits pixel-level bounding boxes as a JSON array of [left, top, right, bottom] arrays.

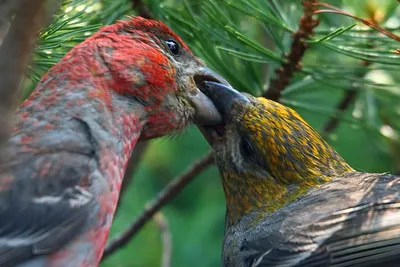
[[264, 0, 319, 101], [102, 151, 213, 260], [153, 212, 172, 267], [132, 0, 153, 19], [0, 0, 47, 161]]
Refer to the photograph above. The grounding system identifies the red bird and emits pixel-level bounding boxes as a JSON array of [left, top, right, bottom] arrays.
[[0, 17, 226, 267]]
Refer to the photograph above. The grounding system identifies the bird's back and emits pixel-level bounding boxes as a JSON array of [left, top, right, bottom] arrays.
[[224, 172, 400, 267]]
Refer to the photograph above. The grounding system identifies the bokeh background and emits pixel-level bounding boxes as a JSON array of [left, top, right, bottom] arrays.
[[25, 0, 400, 266]]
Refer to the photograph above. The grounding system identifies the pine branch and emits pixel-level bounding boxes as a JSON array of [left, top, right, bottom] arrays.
[[321, 61, 370, 136], [314, 3, 400, 42], [263, 0, 319, 100], [102, 151, 213, 260], [320, 3, 387, 136]]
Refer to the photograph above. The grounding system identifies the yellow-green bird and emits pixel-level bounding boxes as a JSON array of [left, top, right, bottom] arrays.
[[198, 81, 400, 267]]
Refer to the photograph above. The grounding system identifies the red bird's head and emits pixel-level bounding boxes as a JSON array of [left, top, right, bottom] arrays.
[[63, 16, 229, 139]]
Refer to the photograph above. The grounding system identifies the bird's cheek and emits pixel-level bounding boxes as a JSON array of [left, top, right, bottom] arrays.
[[139, 96, 193, 140], [139, 110, 183, 140], [176, 94, 198, 122]]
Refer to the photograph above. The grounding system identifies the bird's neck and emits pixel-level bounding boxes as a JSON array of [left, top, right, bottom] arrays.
[[222, 157, 354, 228], [221, 174, 324, 228], [221, 172, 297, 228]]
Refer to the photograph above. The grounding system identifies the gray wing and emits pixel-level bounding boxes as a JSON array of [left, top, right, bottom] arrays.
[[0, 118, 100, 267], [246, 172, 400, 267]]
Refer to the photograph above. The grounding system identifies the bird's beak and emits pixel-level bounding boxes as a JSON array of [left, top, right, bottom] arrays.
[[195, 81, 249, 146], [189, 67, 232, 126], [199, 81, 249, 122]]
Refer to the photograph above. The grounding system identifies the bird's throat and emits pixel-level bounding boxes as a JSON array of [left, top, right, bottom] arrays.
[[221, 163, 354, 228], [222, 171, 290, 227]]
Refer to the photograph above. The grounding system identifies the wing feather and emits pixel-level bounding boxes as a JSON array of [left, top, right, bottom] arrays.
[[248, 173, 400, 267]]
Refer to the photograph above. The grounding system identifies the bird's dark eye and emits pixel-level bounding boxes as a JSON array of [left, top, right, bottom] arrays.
[[165, 40, 180, 55], [240, 137, 254, 157]]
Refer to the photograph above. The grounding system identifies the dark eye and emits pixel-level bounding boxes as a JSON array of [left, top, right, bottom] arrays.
[[165, 39, 180, 55], [240, 137, 254, 157]]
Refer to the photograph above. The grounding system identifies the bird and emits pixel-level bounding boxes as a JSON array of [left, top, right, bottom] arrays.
[[0, 17, 228, 267], [198, 81, 400, 267]]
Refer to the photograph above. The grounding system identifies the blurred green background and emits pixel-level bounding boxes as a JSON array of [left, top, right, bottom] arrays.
[[26, 0, 400, 266]]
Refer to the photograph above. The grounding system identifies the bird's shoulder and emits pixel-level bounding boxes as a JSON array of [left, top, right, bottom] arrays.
[[235, 172, 400, 267]]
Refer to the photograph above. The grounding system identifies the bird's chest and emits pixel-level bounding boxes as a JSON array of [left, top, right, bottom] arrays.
[[98, 143, 124, 194], [223, 227, 252, 267], [76, 141, 129, 264], [223, 212, 279, 267], [91, 140, 125, 222]]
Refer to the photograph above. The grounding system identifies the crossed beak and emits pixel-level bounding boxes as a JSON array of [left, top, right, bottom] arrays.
[[190, 67, 232, 126], [194, 80, 249, 145]]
